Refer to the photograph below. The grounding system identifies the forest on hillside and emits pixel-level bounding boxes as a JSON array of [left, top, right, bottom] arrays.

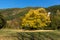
[[0, 5, 60, 30]]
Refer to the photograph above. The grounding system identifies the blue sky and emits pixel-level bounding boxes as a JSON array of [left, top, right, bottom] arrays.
[[0, 0, 60, 9]]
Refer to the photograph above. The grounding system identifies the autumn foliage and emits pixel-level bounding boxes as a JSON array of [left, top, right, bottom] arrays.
[[21, 8, 51, 29]]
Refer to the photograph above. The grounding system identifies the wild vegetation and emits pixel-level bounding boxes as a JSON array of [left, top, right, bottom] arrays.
[[0, 5, 60, 30], [21, 8, 51, 29], [0, 5, 60, 40], [0, 30, 60, 40], [0, 14, 6, 29]]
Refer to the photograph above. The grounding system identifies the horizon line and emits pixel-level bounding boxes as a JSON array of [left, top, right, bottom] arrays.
[[0, 5, 60, 9]]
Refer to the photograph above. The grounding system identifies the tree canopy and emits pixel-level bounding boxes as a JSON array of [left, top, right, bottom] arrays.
[[21, 8, 51, 29]]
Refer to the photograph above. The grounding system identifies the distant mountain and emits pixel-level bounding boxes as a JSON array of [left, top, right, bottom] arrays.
[[47, 5, 60, 13], [0, 7, 42, 20], [0, 5, 60, 20], [0, 8, 27, 20]]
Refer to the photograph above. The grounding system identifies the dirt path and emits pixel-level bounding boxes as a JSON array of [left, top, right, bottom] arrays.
[[1, 29, 54, 32]]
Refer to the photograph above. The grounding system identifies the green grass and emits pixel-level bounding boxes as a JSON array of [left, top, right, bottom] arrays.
[[0, 29, 60, 40]]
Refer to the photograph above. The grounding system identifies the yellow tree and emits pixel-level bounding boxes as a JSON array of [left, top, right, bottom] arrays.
[[21, 8, 51, 29]]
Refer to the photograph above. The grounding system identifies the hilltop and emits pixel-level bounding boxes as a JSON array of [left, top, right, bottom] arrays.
[[0, 5, 60, 29]]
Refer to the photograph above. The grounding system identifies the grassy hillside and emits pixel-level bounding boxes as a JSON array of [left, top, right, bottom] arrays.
[[0, 7, 42, 29], [1, 5, 60, 20], [0, 5, 60, 29], [47, 5, 60, 13], [0, 7, 41, 20], [0, 8, 28, 20], [0, 6, 60, 40], [0, 30, 60, 40]]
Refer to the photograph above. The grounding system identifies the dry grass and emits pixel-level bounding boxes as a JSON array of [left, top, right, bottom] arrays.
[[0, 29, 60, 40]]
